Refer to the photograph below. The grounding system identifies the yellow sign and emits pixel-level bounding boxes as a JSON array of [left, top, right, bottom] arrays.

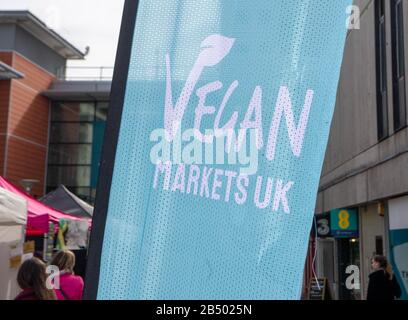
[[23, 241, 35, 254], [338, 210, 350, 230], [9, 243, 23, 269], [9, 255, 22, 269]]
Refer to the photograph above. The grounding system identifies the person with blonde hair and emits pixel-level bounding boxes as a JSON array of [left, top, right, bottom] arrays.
[[50, 250, 84, 300], [14, 257, 57, 300]]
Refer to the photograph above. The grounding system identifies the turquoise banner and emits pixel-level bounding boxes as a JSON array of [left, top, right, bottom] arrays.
[[93, 0, 352, 299]]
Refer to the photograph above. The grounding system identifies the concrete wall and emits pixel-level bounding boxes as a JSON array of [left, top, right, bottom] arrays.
[[359, 203, 387, 299], [0, 24, 15, 49], [317, 0, 408, 213], [0, 52, 13, 176], [14, 26, 66, 76]]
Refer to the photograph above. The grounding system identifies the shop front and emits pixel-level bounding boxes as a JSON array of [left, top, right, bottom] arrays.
[[388, 196, 408, 300], [315, 208, 360, 300]]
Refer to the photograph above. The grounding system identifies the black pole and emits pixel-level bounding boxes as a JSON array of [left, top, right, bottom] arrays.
[[83, 0, 139, 300]]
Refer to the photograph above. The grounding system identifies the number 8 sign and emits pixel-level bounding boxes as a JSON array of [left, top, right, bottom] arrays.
[[330, 209, 358, 238], [338, 210, 351, 230]]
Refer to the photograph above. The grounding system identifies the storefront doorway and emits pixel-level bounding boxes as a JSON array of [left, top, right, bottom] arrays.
[[337, 238, 361, 300]]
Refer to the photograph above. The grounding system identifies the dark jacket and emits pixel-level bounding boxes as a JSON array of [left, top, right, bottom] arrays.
[[367, 269, 401, 300]]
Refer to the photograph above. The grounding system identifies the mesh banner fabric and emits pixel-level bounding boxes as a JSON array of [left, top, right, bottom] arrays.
[[92, 0, 352, 299]]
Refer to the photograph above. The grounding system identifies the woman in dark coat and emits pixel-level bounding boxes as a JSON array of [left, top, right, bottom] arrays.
[[367, 255, 401, 300]]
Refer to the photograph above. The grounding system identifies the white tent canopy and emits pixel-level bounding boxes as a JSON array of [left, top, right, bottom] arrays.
[[0, 187, 27, 226], [0, 187, 28, 300]]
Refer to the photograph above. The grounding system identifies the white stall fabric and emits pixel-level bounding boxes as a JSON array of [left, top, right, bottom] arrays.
[[0, 187, 28, 300]]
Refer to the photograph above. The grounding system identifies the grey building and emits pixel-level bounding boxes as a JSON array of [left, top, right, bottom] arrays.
[[314, 0, 408, 300]]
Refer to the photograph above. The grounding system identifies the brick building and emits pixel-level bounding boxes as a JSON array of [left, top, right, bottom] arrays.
[[0, 11, 110, 202]]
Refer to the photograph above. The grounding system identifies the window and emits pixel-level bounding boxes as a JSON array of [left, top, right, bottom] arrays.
[[375, 236, 384, 255], [50, 123, 93, 143], [375, 0, 389, 140], [391, 0, 406, 131], [47, 166, 91, 187], [95, 102, 109, 122], [47, 101, 108, 205], [48, 144, 92, 165], [51, 102, 95, 122]]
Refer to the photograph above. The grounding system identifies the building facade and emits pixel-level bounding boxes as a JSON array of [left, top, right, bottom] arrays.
[[0, 11, 110, 202], [314, 0, 408, 300]]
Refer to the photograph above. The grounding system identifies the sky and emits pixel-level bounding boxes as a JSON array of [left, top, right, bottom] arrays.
[[0, 0, 125, 69]]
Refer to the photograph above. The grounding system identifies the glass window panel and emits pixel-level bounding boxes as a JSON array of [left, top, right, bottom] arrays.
[[49, 144, 92, 165], [95, 102, 109, 122], [391, 0, 406, 131], [376, 0, 389, 140], [47, 166, 91, 187], [379, 0, 385, 15], [50, 123, 93, 143], [396, 2, 405, 78], [71, 187, 93, 204], [46, 186, 55, 195], [91, 188, 97, 200], [379, 21, 386, 92], [51, 102, 95, 122]]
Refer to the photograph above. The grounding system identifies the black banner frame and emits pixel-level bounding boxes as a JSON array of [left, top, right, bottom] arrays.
[[83, 0, 140, 300]]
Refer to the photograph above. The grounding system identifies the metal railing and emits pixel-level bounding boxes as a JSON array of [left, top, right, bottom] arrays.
[[56, 66, 114, 81]]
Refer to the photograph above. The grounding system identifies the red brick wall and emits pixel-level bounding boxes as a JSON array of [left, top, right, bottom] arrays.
[[0, 137, 4, 174], [9, 80, 50, 146], [0, 52, 12, 176], [0, 52, 13, 65], [6, 137, 49, 197], [0, 80, 10, 173], [0, 81, 10, 133], [0, 52, 54, 197]]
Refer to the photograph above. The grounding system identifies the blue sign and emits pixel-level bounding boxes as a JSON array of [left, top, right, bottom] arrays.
[[85, 0, 352, 300], [330, 208, 359, 238]]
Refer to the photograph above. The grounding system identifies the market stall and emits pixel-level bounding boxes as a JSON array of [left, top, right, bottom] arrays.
[[40, 185, 93, 219], [0, 187, 27, 300], [0, 177, 91, 270], [0, 176, 88, 236]]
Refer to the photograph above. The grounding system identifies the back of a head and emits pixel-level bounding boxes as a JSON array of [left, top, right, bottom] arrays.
[[51, 250, 76, 274], [373, 254, 392, 279], [373, 255, 388, 269], [17, 257, 56, 300]]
